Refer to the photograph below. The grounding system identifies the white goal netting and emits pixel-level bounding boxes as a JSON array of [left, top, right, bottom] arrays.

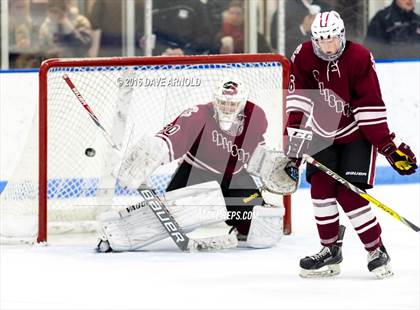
[[0, 55, 288, 243]]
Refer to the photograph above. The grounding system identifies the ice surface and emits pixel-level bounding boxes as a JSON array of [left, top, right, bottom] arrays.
[[1, 184, 419, 310]]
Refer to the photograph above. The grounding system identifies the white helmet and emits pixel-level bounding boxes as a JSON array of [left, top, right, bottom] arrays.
[[213, 77, 249, 131], [311, 11, 346, 61]]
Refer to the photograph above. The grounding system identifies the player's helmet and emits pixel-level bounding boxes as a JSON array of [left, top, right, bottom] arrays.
[[311, 11, 346, 61], [213, 77, 249, 131]]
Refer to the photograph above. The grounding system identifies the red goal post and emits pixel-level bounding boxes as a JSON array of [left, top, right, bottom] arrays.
[[3, 54, 292, 244]]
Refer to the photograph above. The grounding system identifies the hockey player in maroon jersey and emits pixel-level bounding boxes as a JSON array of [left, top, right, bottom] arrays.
[[155, 78, 282, 241], [285, 11, 417, 279], [96, 77, 291, 252]]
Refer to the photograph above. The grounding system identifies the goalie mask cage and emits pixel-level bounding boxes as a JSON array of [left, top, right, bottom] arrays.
[[0, 54, 291, 244]]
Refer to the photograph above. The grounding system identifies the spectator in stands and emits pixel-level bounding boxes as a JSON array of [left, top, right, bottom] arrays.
[[270, 0, 333, 58], [205, 0, 231, 49], [137, 0, 214, 56], [8, 0, 38, 68], [9, 0, 32, 51], [365, 0, 420, 59], [88, 0, 123, 57], [161, 48, 185, 56], [217, 0, 272, 54], [39, 0, 92, 59]]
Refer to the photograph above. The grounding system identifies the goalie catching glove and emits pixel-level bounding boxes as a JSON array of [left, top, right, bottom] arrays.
[[247, 144, 299, 194], [379, 134, 417, 175]]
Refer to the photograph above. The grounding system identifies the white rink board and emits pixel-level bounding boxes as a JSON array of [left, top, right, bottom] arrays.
[[1, 61, 419, 181], [0, 61, 419, 310]]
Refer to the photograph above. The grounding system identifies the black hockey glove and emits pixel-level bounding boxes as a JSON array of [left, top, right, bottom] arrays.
[[286, 127, 312, 166], [379, 137, 417, 176]]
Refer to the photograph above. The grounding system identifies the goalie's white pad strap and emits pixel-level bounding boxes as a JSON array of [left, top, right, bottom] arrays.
[[117, 135, 170, 189], [189, 232, 238, 251], [261, 189, 284, 208], [244, 205, 284, 249], [247, 144, 298, 194], [97, 181, 228, 251]]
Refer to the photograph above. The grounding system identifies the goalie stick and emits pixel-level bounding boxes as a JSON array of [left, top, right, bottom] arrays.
[[122, 188, 237, 251], [303, 154, 420, 233], [137, 188, 191, 251], [64, 74, 236, 251]]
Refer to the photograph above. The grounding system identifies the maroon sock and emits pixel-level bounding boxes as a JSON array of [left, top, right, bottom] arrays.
[[336, 185, 382, 251], [310, 172, 340, 246]]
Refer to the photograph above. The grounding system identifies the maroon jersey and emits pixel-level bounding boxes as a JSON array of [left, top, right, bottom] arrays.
[[286, 40, 393, 148], [156, 101, 267, 176]]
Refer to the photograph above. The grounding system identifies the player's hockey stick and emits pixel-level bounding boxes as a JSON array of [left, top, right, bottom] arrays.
[[64, 74, 237, 251], [63, 74, 121, 151], [303, 154, 420, 233]]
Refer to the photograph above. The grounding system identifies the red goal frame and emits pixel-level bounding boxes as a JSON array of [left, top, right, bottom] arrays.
[[38, 54, 291, 243]]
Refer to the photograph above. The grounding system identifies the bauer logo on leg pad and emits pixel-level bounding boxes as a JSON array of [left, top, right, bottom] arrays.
[[139, 189, 187, 245]]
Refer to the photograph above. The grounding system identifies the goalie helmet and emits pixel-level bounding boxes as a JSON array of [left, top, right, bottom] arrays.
[[311, 11, 346, 61], [213, 77, 249, 132]]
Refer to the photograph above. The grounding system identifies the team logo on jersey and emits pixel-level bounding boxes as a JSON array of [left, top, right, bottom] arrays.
[[222, 81, 239, 95], [312, 70, 351, 117], [212, 129, 250, 163]]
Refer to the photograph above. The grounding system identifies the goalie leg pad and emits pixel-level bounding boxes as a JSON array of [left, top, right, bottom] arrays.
[[243, 204, 285, 248], [261, 189, 283, 207], [97, 181, 228, 251], [189, 231, 238, 251]]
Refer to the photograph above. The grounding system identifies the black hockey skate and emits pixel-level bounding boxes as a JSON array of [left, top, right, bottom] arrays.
[[367, 244, 393, 279], [299, 225, 346, 278]]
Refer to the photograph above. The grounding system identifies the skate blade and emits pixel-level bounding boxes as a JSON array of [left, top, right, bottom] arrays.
[[371, 264, 394, 279], [299, 264, 340, 278]]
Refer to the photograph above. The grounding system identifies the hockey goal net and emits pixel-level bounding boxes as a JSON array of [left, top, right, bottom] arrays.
[[0, 54, 291, 244]]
